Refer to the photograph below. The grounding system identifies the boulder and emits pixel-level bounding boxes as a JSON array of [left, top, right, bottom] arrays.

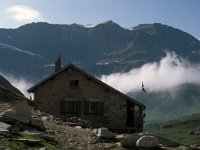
[[31, 119, 45, 131], [136, 135, 159, 148], [120, 134, 142, 148], [10, 100, 31, 117], [0, 121, 11, 133], [40, 134, 56, 142], [96, 127, 114, 139], [190, 144, 200, 150], [115, 134, 125, 142], [157, 136, 180, 147], [75, 126, 82, 129], [92, 128, 98, 134], [1, 111, 31, 125], [175, 146, 190, 150], [0, 122, 12, 138], [188, 126, 200, 135]]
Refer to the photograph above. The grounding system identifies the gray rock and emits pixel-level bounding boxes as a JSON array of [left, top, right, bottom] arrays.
[[0, 147, 12, 150], [75, 126, 82, 129], [31, 118, 45, 131], [96, 127, 114, 139], [115, 134, 125, 142], [11, 138, 43, 147], [120, 134, 142, 148], [40, 134, 56, 142], [190, 144, 200, 150], [92, 129, 98, 134], [10, 100, 31, 117], [189, 126, 200, 135], [0, 121, 11, 133], [2, 111, 31, 125], [23, 130, 56, 142], [157, 135, 181, 147], [23, 130, 43, 136], [136, 135, 159, 148], [175, 146, 190, 150]]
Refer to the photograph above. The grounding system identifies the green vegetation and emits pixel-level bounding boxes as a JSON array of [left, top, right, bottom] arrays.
[[145, 113, 200, 145], [0, 138, 25, 150], [0, 132, 60, 150]]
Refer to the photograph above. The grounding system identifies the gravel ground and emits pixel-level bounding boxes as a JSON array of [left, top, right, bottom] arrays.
[[31, 109, 123, 150]]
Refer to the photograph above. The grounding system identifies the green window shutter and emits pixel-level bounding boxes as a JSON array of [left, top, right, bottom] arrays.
[[84, 101, 89, 115], [60, 101, 65, 115], [99, 102, 104, 115], [76, 101, 81, 114]]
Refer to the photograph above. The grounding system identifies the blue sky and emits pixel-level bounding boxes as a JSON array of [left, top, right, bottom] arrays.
[[0, 0, 200, 39]]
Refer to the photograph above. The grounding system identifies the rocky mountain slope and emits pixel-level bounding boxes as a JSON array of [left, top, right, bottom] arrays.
[[0, 21, 199, 81], [0, 74, 24, 103]]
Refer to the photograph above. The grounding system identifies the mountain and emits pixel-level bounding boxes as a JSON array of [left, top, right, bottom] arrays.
[[0, 21, 200, 122], [0, 74, 24, 103], [0, 21, 199, 81]]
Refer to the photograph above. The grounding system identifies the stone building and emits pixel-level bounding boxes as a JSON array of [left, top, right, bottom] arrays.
[[28, 57, 145, 132]]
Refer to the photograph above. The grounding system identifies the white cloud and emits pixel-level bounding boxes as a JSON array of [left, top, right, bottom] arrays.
[[0, 72, 33, 97], [6, 5, 42, 22], [101, 52, 200, 93]]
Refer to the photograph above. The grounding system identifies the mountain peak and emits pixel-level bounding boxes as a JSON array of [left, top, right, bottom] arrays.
[[18, 22, 52, 30], [94, 20, 124, 30], [132, 23, 168, 31], [102, 20, 115, 24]]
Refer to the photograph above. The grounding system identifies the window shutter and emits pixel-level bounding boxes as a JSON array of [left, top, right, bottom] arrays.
[[60, 101, 65, 115], [99, 102, 104, 115], [76, 101, 81, 114], [84, 101, 89, 115]]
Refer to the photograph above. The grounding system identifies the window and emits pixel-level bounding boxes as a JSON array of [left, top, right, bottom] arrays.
[[60, 101, 81, 114], [69, 80, 79, 88], [84, 101, 104, 115]]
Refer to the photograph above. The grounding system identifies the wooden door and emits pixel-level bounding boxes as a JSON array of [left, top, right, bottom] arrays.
[[126, 100, 135, 127]]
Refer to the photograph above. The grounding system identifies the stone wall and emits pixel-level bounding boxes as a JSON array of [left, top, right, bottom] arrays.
[[33, 67, 142, 129]]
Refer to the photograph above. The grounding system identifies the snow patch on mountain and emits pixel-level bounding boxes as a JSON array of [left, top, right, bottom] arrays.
[[44, 63, 55, 67], [0, 42, 42, 58], [83, 24, 97, 28]]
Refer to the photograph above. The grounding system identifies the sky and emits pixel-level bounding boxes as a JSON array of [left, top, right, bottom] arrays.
[[0, 0, 200, 39]]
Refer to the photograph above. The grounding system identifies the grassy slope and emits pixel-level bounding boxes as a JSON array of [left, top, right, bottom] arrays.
[[0, 132, 59, 150], [145, 113, 200, 145]]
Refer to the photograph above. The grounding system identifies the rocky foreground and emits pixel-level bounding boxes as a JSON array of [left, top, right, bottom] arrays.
[[0, 101, 200, 150]]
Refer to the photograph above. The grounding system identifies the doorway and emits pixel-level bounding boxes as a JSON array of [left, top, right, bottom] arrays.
[[126, 100, 134, 127]]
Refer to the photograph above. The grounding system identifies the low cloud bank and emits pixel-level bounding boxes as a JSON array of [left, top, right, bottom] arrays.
[[0, 73, 33, 97], [101, 52, 200, 93]]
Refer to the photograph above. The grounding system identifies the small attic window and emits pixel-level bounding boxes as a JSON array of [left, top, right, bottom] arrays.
[[69, 80, 79, 88]]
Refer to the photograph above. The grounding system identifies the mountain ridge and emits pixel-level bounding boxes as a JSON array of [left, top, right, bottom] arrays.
[[0, 20, 200, 122], [0, 21, 200, 79]]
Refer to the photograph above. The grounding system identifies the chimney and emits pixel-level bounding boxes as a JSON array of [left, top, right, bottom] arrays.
[[55, 55, 61, 72]]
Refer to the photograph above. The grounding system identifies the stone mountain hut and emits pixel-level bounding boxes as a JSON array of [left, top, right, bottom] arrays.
[[28, 57, 145, 132]]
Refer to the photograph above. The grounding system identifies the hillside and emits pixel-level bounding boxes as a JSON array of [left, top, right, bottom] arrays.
[[0, 21, 199, 81], [0, 74, 24, 103], [129, 83, 200, 122], [145, 113, 200, 145]]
